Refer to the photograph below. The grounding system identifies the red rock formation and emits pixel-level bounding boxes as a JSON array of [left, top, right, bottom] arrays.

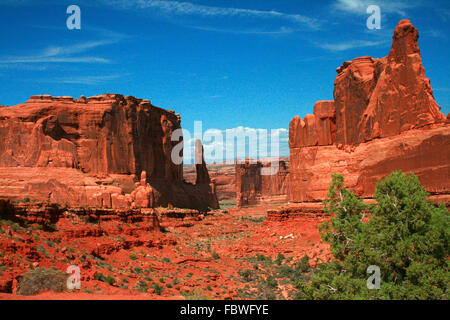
[[288, 20, 450, 206], [289, 126, 450, 203], [236, 159, 288, 207], [209, 166, 236, 201], [195, 140, 210, 185], [0, 94, 218, 210], [193, 140, 219, 209], [334, 20, 446, 146], [289, 101, 336, 148], [0, 94, 182, 178], [184, 163, 236, 202]]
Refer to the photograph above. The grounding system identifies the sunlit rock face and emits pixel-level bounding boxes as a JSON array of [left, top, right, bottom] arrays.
[[0, 94, 218, 210], [288, 20, 449, 205]]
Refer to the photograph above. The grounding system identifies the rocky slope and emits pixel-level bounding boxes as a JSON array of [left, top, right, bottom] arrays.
[[0, 200, 329, 299]]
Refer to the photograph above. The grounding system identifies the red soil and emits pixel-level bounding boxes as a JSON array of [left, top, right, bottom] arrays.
[[0, 205, 330, 300]]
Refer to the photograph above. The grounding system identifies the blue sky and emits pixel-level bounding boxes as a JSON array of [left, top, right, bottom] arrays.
[[0, 0, 449, 161]]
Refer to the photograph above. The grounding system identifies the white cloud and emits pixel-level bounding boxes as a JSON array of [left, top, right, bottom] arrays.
[[315, 39, 386, 51], [40, 74, 125, 85], [0, 64, 49, 70], [0, 40, 115, 65], [334, 0, 421, 16], [0, 28, 128, 66], [107, 0, 321, 30], [0, 56, 111, 64], [190, 25, 295, 35]]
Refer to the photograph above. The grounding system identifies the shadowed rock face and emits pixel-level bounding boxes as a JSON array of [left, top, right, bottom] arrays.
[[195, 139, 211, 185], [289, 20, 450, 205], [194, 140, 219, 209], [0, 94, 218, 210]]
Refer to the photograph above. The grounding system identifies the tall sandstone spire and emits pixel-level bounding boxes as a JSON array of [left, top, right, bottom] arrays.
[[334, 19, 446, 145], [288, 20, 449, 204]]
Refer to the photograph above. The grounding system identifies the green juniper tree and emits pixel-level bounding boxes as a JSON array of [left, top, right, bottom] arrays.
[[295, 171, 449, 300]]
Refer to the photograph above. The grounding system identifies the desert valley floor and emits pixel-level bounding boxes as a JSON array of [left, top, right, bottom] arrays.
[[0, 204, 329, 300]]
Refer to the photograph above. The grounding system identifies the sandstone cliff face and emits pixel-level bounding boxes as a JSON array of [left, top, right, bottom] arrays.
[[236, 160, 288, 207], [334, 20, 446, 145], [289, 101, 336, 148], [289, 126, 450, 202], [0, 94, 182, 180], [289, 20, 449, 205], [195, 140, 211, 185], [0, 94, 218, 210]]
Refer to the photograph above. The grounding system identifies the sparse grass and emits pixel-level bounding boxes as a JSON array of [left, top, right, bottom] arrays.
[[183, 288, 210, 300], [219, 199, 236, 210], [236, 254, 313, 300], [94, 272, 116, 285], [238, 269, 256, 283], [135, 280, 149, 293], [37, 244, 49, 258], [241, 216, 266, 223], [274, 253, 285, 265], [133, 267, 143, 274]]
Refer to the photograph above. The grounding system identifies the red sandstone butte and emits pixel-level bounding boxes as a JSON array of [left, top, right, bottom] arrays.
[[236, 159, 289, 207], [0, 94, 218, 210], [288, 20, 450, 205]]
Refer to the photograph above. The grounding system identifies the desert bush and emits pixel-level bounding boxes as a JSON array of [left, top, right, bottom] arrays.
[[295, 255, 311, 274], [265, 275, 278, 289], [295, 171, 449, 300], [238, 269, 255, 282], [94, 272, 116, 285], [129, 254, 138, 260], [135, 280, 149, 293], [153, 282, 163, 295], [211, 251, 220, 260], [183, 287, 209, 300], [17, 268, 68, 296], [274, 253, 286, 265]]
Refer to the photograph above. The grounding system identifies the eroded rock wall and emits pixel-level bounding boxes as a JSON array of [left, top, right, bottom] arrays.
[[288, 20, 449, 206], [0, 94, 182, 179], [0, 94, 218, 210], [236, 160, 288, 207]]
